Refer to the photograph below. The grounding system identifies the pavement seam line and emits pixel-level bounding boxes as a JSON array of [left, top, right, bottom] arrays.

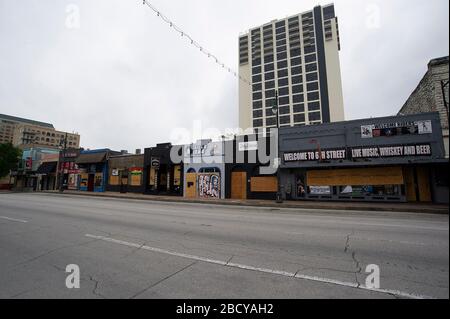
[[85, 234, 435, 300]]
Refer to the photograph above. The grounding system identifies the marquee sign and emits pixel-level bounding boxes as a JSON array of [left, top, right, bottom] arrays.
[[351, 144, 432, 159], [361, 120, 432, 138], [283, 143, 432, 163], [283, 149, 347, 162]]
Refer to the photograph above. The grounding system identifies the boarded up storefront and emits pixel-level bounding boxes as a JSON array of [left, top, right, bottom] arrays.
[[279, 113, 447, 203], [106, 153, 145, 194]]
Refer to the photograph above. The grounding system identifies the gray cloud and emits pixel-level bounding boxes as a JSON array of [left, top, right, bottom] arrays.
[[0, 0, 448, 152]]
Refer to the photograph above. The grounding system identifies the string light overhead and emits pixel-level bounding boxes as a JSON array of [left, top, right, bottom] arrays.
[[142, 0, 251, 85]]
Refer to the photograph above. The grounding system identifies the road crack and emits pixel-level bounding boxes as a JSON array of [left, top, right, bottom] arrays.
[[10, 238, 102, 269], [88, 275, 106, 299], [344, 230, 363, 287], [129, 261, 197, 299]]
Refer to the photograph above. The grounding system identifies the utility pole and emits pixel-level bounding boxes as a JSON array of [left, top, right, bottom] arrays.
[[59, 133, 68, 193], [271, 90, 283, 203]]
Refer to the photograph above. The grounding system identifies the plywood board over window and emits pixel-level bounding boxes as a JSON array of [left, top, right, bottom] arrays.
[[109, 175, 119, 186], [185, 173, 197, 198], [80, 173, 89, 188], [250, 176, 278, 192], [307, 167, 404, 186], [130, 173, 141, 186]]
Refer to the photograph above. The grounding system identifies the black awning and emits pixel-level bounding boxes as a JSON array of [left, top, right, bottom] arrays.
[[36, 162, 57, 174]]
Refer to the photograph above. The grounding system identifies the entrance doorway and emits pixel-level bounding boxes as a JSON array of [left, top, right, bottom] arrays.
[[88, 174, 94, 192], [231, 171, 247, 200], [404, 166, 432, 202], [185, 173, 197, 198]]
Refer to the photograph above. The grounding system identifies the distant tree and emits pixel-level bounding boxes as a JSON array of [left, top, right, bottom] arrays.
[[0, 143, 22, 178]]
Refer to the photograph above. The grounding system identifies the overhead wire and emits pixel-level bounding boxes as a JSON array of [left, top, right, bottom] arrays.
[[142, 0, 251, 85]]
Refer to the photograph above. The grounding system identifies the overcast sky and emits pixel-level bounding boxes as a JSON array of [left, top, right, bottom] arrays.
[[0, 0, 448, 151]]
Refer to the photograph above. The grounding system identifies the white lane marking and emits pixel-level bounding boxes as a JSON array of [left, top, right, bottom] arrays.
[[85, 234, 434, 299], [0, 216, 28, 223]]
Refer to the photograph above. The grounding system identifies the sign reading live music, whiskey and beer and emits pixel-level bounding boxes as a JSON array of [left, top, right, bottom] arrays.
[[283, 143, 432, 163]]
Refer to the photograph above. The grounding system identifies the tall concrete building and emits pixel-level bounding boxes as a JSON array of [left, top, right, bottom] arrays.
[[239, 3, 345, 131]]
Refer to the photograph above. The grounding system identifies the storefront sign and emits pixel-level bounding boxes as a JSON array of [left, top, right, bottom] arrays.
[[238, 141, 258, 152], [190, 142, 222, 157], [309, 186, 331, 195], [63, 152, 79, 158], [361, 120, 432, 138], [284, 149, 346, 162], [129, 167, 143, 175], [191, 144, 207, 157], [25, 157, 33, 170], [151, 158, 160, 168], [351, 144, 432, 158], [59, 161, 79, 174], [417, 120, 433, 134], [284, 143, 432, 163]]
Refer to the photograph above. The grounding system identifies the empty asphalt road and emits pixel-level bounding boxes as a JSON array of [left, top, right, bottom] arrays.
[[0, 192, 448, 299]]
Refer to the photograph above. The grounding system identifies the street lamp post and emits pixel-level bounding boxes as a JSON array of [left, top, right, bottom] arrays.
[[271, 90, 283, 203], [58, 133, 68, 193]]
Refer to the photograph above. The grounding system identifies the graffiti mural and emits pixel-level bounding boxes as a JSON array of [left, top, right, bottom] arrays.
[[198, 173, 220, 198]]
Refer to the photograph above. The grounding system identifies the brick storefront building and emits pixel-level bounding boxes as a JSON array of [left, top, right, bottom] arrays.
[[399, 56, 449, 158]]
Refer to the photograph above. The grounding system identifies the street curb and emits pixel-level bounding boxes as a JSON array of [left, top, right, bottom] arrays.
[[34, 191, 450, 215]]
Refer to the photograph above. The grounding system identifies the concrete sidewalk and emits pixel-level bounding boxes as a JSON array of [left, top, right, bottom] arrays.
[[28, 190, 450, 214]]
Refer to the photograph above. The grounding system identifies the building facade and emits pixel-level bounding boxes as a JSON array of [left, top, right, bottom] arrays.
[[239, 3, 345, 131], [11, 147, 60, 191], [279, 112, 448, 203], [58, 148, 82, 190], [224, 133, 278, 200], [106, 154, 145, 194], [0, 113, 54, 145], [75, 149, 120, 192], [398, 56, 449, 158], [36, 153, 59, 191], [183, 139, 226, 199], [143, 143, 183, 196], [12, 123, 80, 150]]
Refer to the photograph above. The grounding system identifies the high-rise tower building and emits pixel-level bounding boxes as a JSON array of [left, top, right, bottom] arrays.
[[239, 3, 345, 130]]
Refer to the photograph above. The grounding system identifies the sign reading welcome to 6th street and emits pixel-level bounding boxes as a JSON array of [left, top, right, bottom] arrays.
[[283, 144, 432, 162], [284, 149, 347, 162]]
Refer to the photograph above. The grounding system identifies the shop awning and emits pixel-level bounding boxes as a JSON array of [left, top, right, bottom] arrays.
[[75, 153, 106, 164], [36, 162, 57, 175]]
